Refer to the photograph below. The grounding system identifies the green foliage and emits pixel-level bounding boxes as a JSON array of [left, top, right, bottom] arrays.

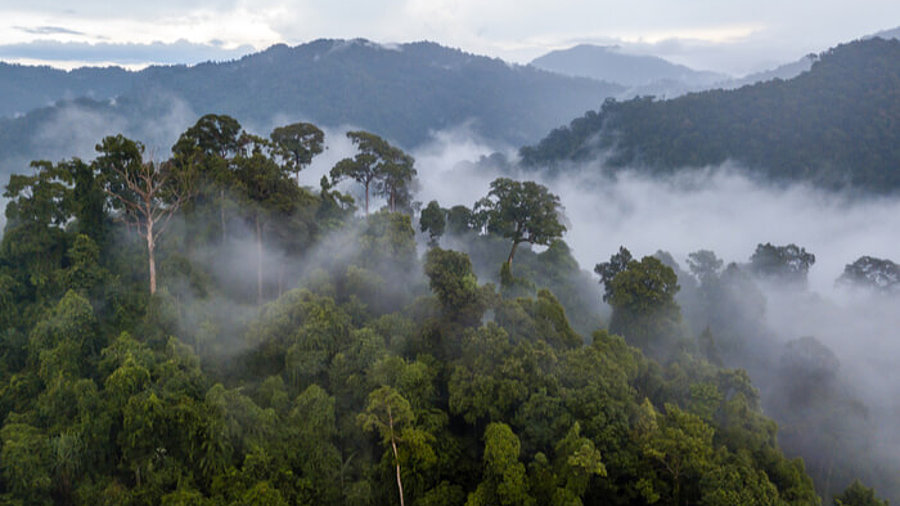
[[424, 248, 491, 328], [269, 122, 325, 182], [331, 131, 416, 215], [749, 243, 816, 285], [419, 200, 446, 246], [467, 422, 535, 506], [606, 255, 683, 350], [0, 118, 839, 505], [833, 480, 890, 506], [520, 38, 900, 193], [474, 178, 566, 274], [594, 246, 633, 303]]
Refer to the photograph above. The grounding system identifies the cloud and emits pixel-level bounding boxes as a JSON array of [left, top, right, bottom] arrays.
[[0, 39, 255, 66], [14, 25, 86, 36]]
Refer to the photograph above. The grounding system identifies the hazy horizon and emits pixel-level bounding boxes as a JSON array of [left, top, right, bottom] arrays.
[[2, 1, 899, 75]]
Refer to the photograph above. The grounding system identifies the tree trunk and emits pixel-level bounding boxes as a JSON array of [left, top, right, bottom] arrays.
[[220, 187, 227, 242], [256, 213, 263, 305], [147, 222, 157, 295], [388, 405, 405, 506], [506, 241, 519, 270], [365, 182, 370, 216]]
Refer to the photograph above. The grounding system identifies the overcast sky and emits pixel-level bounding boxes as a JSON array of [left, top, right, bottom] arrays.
[[1, 0, 898, 75]]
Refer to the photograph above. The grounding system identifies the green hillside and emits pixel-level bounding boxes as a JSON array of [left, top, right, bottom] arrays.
[[521, 38, 900, 192]]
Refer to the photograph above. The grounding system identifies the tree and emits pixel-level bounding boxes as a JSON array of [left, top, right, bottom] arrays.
[[375, 145, 416, 213], [419, 201, 446, 246], [466, 422, 534, 506], [172, 114, 243, 241], [95, 135, 193, 294], [269, 122, 325, 185], [833, 480, 889, 506], [607, 256, 682, 349], [837, 256, 900, 293], [172, 114, 243, 160], [2, 160, 75, 303], [446, 205, 475, 235], [358, 386, 416, 506], [687, 249, 724, 286], [232, 149, 302, 304], [748, 243, 815, 285], [331, 131, 415, 216], [424, 248, 490, 328], [594, 246, 634, 303], [474, 178, 566, 274]]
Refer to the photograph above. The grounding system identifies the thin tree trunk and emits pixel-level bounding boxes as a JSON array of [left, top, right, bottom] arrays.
[[147, 222, 157, 295], [256, 213, 263, 305], [365, 183, 370, 216], [388, 405, 405, 506], [220, 188, 227, 242], [507, 241, 519, 269]]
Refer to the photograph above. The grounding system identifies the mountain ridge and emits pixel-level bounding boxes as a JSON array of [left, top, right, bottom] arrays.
[[519, 37, 900, 192], [0, 38, 623, 179]]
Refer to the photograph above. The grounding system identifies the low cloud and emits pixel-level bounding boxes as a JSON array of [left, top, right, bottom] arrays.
[[0, 39, 255, 67], [14, 26, 86, 36]]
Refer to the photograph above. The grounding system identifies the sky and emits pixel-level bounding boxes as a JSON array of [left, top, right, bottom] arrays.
[[1, 1, 898, 75]]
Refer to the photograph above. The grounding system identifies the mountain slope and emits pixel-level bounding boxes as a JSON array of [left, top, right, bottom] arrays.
[[520, 38, 900, 192], [0, 62, 135, 117], [0, 39, 624, 178], [530, 44, 728, 87]]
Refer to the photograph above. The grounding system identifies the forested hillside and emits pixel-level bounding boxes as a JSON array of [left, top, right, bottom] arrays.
[[0, 39, 623, 183], [7, 113, 894, 505], [0, 63, 136, 118], [520, 38, 900, 192], [530, 44, 727, 87]]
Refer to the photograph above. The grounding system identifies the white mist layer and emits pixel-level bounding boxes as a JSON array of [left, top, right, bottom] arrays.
[[406, 130, 900, 493]]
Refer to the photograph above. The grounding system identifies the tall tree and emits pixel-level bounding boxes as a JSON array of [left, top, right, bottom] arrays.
[[95, 135, 193, 295], [466, 422, 534, 506], [419, 201, 446, 246], [606, 255, 682, 349], [594, 246, 634, 303], [269, 122, 325, 185], [358, 386, 415, 506], [474, 178, 566, 275], [331, 131, 415, 215], [375, 145, 416, 213], [172, 114, 243, 241], [232, 149, 301, 304], [748, 242, 816, 285]]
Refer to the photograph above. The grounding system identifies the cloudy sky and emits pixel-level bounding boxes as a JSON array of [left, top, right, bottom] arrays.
[[1, 0, 898, 75]]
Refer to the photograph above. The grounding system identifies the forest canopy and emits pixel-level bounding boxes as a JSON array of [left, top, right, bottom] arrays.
[[0, 115, 893, 505]]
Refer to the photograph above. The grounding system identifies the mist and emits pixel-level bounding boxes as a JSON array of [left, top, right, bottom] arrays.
[[397, 128, 900, 499]]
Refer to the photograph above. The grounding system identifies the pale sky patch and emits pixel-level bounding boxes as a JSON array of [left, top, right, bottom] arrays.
[[1, 1, 898, 74]]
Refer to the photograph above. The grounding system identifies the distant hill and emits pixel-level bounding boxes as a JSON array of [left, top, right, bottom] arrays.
[[724, 55, 816, 89], [0, 63, 135, 117], [520, 38, 900, 192], [868, 26, 900, 40], [0, 39, 624, 179], [530, 44, 728, 89]]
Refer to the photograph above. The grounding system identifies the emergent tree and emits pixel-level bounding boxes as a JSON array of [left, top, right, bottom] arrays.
[[474, 178, 566, 275], [95, 135, 193, 294]]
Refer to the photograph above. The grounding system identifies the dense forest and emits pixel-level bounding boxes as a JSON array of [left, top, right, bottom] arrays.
[[0, 113, 894, 505], [520, 37, 900, 192]]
